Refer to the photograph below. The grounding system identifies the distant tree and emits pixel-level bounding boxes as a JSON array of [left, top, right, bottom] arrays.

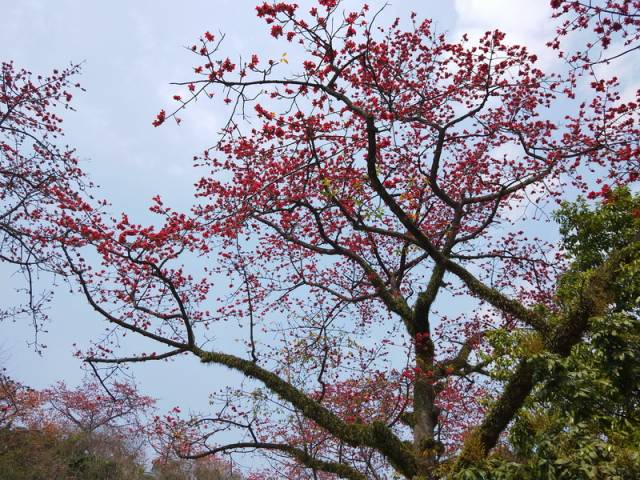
[[0, 370, 41, 428], [0, 371, 245, 480], [40, 378, 155, 436], [0, 375, 153, 479], [151, 453, 243, 480], [0, 427, 149, 480]]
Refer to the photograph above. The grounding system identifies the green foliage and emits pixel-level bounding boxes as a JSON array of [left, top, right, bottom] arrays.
[[457, 189, 640, 479], [0, 425, 244, 479], [555, 187, 640, 270], [555, 188, 640, 313], [497, 311, 640, 479], [0, 427, 148, 480]]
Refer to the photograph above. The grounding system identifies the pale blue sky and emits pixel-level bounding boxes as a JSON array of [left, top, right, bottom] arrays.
[[1, 0, 559, 419]]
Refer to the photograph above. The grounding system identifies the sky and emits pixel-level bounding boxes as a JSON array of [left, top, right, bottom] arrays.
[[1, 0, 560, 421]]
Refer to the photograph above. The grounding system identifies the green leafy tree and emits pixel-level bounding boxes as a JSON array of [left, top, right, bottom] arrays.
[[456, 188, 640, 479], [0, 428, 148, 480]]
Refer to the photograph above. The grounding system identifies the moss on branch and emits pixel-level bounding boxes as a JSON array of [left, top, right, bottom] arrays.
[[196, 349, 418, 478]]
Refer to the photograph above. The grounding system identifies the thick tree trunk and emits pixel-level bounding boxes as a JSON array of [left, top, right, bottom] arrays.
[[413, 336, 440, 477], [410, 266, 446, 478]]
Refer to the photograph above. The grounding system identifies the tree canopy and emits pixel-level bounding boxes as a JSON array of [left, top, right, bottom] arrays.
[[1, 1, 639, 479]]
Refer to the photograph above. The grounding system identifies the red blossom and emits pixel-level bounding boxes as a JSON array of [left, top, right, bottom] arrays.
[[44, 1, 640, 478], [152, 109, 166, 127]]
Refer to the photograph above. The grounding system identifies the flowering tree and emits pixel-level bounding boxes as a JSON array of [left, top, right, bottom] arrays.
[[151, 444, 243, 480], [0, 374, 154, 478], [550, 0, 640, 66], [0, 370, 41, 429], [0, 373, 154, 435], [38, 378, 155, 435], [53, 1, 639, 478], [0, 61, 86, 345], [0, 370, 244, 479]]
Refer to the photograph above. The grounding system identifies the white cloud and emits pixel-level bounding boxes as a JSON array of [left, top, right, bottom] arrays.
[[454, 0, 557, 69]]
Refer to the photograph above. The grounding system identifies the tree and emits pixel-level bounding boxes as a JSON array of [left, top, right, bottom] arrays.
[[0, 371, 244, 479], [464, 187, 640, 478], [40, 378, 155, 436], [0, 375, 152, 480], [0, 61, 86, 346], [0, 427, 150, 480], [549, 0, 640, 67], [151, 453, 243, 480], [51, 1, 639, 478], [0, 370, 41, 429]]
